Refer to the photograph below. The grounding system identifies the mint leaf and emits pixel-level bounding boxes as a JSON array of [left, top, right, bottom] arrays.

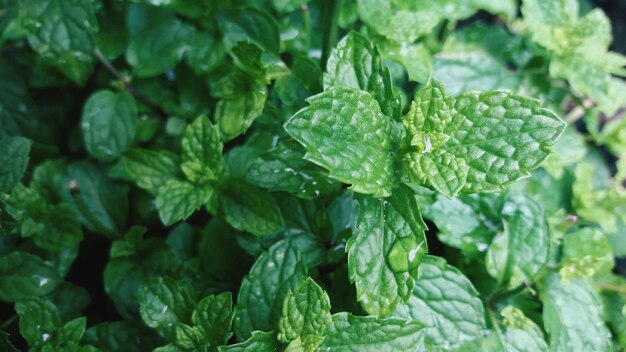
[[214, 77, 267, 142], [18, 0, 98, 84], [542, 274, 612, 352], [217, 178, 284, 237], [156, 179, 212, 226], [138, 277, 195, 341], [217, 8, 280, 55], [443, 89, 565, 193], [324, 32, 400, 120], [192, 292, 234, 347], [0, 136, 31, 193], [278, 277, 331, 347], [235, 239, 307, 340], [486, 195, 550, 287], [120, 149, 181, 194], [320, 312, 425, 351], [424, 194, 496, 256], [126, 17, 193, 78], [84, 321, 162, 352], [81, 90, 137, 161], [219, 331, 279, 352], [16, 298, 62, 349], [560, 227, 614, 280], [0, 252, 61, 302], [433, 52, 523, 95], [393, 255, 486, 349], [493, 306, 549, 352], [348, 186, 428, 316], [246, 140, 340, 199], [285, 87, 397, 198], [181, 115, 223, 184]]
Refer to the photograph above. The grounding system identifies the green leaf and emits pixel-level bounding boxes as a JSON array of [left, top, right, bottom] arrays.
[[442, 89, 565, 193], [217, 178, 284, 237], [214, 77, 267, 142], [404, 149, 468, 198], [356, 0, 440, 44], [348, 187, 428, 316], [219, 331, 279, 352], [217, 8, 280, 55], [393, 255, 486, 350], [424, 194, 497, 256], [278, 278, 331, 345], [235, 239, 307, 340], [246, 140, 341, 199], [155, 179, 212, 226], [83, 321, 163, 352], [126, 17, 193, 77], [319, 312, 426, 351], [81, 90, 137, 161], [324, 32, 400, 120], [192, 292, 234, 347], [0, 252, 62, 302], [559, 227, 614, 280], [104, 231, 183, 318], [15, 298, 61, 349], [285, 87, 397, 198], [492, 306, 548, 352], [138, 277, 195, 342], [542, 274, 612, 352], [272, 0, 308, 13], [181, 115, 223, 184], [0, 136, 31, 193], [120, 149, 181, 194], [433, 52, 523, 96], [485, 195, 550, 287], [18, 0, 98, 84], [45, 282, 90, 322], [185, 31, 225, 75]]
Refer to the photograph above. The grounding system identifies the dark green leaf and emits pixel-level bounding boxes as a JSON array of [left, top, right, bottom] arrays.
[[0, 136, 31, 193], [81, 90, 137, 161], [0, 252, 62, 302]]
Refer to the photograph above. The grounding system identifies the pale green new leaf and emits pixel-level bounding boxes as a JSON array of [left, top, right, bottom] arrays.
[[542, 274, 612, 352], [81, 90, 137, 161], [560, 227, 614, 280], [319, 313, 425, 351], [278, 277, 331, 346], [235, 239, 307, 340], [285, 87, 397, 198], [348, 187, 428, 316], [181, 115, 223, 184], [0, 136, 31, 193], [217, 178, 284, 237], [393, 255, 486, 350], [481, 306, 548, 352], [155, 179, 212, 226], [18, 0, 98, 84]]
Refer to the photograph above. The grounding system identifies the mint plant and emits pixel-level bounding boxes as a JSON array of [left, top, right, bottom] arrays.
[[1, 0, 626, 351]]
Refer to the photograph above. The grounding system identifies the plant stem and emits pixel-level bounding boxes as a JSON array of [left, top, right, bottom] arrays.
[[321, 0, 339, 68], [94, 48, 168, 118]]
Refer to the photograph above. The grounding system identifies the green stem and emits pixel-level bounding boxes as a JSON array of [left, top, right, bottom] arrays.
[[321, 0, 339, 68], [94, 48, 167, 118]]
